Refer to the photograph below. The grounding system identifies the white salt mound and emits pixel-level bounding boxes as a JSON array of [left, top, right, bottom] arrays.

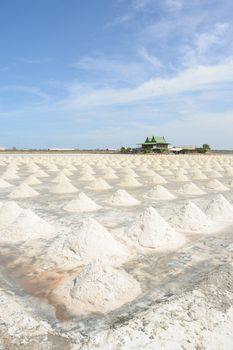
[[169, 201, 213, 232], [178, 182, 205, 196], [0, 201, 22, 227], [88, 178, 112, 190], [108, 189, 140, 206], [205, 179, 228, 191], [127, 206, 185, 249], [1, 209, 55, 242], [62, 218, 128, 263], [50, 178, 78, 194], [70, 259, 141, 313], [8, 183, 39, 199], [24, 175, 41, 185], [205, 194, 233, 222], [64, 192, 101, 212], [145, 185, 176, 200], [118, 176, 142, 188], [0, 178, 12, 188], [52, 174, 71, 183], [149, 173, 167, 184]]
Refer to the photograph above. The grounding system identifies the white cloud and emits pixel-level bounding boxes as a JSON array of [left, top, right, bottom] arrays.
[[138, 47, 163, 68], [61, 58, 233, 110]]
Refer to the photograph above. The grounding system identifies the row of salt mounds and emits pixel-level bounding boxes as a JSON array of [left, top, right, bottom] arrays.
[[127, 206, 186, 250], [50, 177, 78, 194], [145, 185, 176, 200], [68, 259, 141, 314], [62, 218, 128, 265], [87, 178, 112, 191], [8, 183, 39, 199], [204, 179, 228, 191], [168, 201, 213, 232], [0, 202, 55, 242], [0, 178, 12, 188], [108, 189, 140, 206], [177, 182, 205, 196], [64, 192, 101, 212], [205, 194, 233, 222]]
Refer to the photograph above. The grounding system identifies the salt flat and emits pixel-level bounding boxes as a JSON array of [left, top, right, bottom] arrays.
[[0, 153, 233, 349]]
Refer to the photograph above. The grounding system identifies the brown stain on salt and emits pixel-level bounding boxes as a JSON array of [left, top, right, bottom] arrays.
[[0, 250, 77, 321]]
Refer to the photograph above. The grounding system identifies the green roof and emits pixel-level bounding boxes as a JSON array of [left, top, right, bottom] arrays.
[[144, 136, 167, 144]]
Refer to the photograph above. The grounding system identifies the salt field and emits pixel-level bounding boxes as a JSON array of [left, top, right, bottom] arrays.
[[0, 153, 233, 349]]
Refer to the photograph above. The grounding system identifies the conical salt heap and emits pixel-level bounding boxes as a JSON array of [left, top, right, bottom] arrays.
[[52, 173, 71, 183], [208, 170, 222, 178], [36, 169, 49, 178], [108, 189, 140, 206], [145, 185, 176, 200], [64, 192, 101, 212], [8, 183, 39, 199], [169, 201, 213, 232], [2, 168, 19, 180], [177, 182, 205, 196], [149, 173, 167, 184], [0, 178, 12, 188], [79, 172, 95, 181], [0, 201, 22, 227], [88, 178, 112, 191], [118, 175, 142, 188], [68, 259, 141, 314], [62, 218, 128, 263], [205, 194, 233, 222], [23, 175, 41, 185], [1, 208, 55, 242], [225, 168, 233, 177], [172, 173, 189, 182], [205, 179, 228, 191], [50, 178, 78, 194], [191, 170, 207, 180], [160, 168, 173, 176], [127, 206, 185, 250]]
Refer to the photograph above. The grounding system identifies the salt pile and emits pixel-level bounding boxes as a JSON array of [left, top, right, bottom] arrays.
[[118, 176, 142, 188], [8, 183, 39, 199], [0, 178, 12, 188], [127, 206, 185, 249], [23, 175, 41, 185], [149, 173, 167, 184], [1, 208, 55, 242], [205, 179, 228, 191], [173, 173, 189, 182], [177, 182, 205, 196], [88, 178, 112, 191], [169, 201, 213, 232], [0, 201, 22, 226], [69, 259, 141, 313], [50, 178, 78, 194], [52, 174, 71, 183], [108, 189, 140, 206], [64, 192, 101, 212], [62, 218, 128, 263], [145, 185, 176, 200], [205, 194, 233, 222], [2, 168, 19, 180]]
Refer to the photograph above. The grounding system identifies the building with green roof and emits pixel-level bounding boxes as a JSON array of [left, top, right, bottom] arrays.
[[138, 136, 170, 152]]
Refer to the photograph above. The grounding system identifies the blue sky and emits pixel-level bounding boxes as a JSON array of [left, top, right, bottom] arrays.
[[0, 0, 233, 149]]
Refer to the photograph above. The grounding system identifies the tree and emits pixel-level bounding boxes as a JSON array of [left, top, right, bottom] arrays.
[[202, 144, 211, 151]]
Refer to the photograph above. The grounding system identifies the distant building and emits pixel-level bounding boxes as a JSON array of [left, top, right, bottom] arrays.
[[138, 136, 170, 152], [48, 148, 76, 151]]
